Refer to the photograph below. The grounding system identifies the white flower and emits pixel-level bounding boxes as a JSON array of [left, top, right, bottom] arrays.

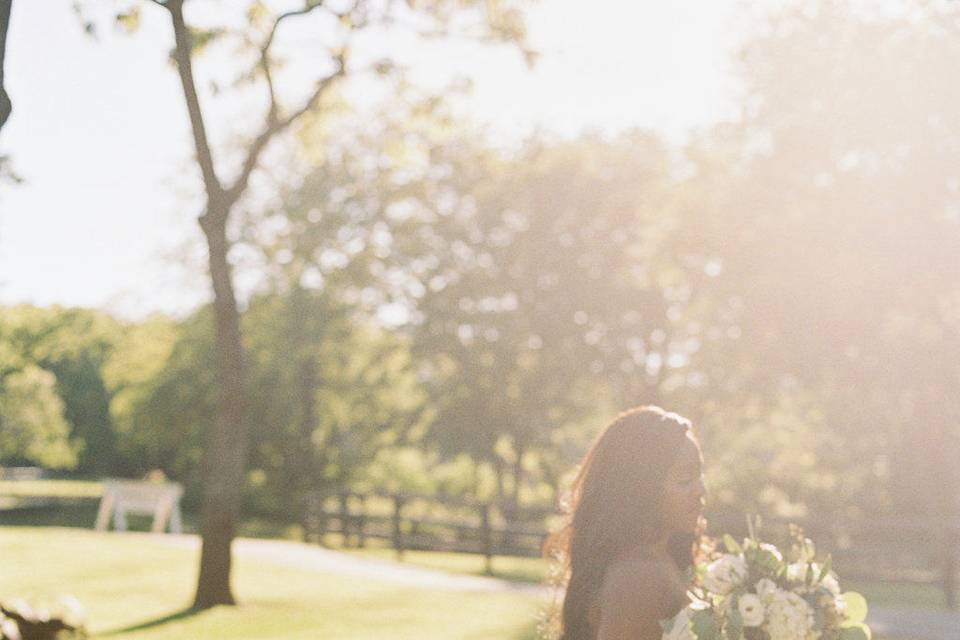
[[703, 554, 748, 595], [820, 572, 840, 596], [786, 562, 807, 583], [764, 590, 818, 640], [661, 605, 696, 640], [56, 595, 88, 628], [737, 593, 765, 627], [1, 615, 22, 640], [759, 543, 784, 562], [755, 578, 779, 600]]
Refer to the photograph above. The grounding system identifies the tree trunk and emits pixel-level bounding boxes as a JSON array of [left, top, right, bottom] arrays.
[[298, 355, 319, 488], [511, 443, 525, 507], [193, 207, 247, 609], [494, 456, 506, 501], [0, 0, 13, 131]]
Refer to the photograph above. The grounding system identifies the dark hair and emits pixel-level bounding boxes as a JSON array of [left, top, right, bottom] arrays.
[[543, 405, 705, 640]]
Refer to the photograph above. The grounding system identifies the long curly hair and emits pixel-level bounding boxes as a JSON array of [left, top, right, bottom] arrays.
[[542, 405, 707, 640]]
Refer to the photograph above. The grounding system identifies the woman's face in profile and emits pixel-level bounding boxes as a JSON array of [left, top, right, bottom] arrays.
[[660, 434, 706, 534]]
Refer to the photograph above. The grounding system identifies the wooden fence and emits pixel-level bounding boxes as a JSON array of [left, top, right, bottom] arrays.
[[302, 491, 557, 573], [302, 492, 959, 608]]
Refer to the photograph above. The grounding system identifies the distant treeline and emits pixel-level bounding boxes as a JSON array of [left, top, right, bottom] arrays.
[[2, 2, 959, 526]]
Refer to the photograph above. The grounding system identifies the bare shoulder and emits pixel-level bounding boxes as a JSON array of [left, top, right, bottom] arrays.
[[596, 555, 677, 640]]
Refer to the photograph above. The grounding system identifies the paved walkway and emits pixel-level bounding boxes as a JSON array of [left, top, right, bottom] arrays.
[[156, 534, 959, 640]]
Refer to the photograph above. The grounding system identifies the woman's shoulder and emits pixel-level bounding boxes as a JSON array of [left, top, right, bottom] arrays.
[[603, 551, 676, 594], [599, 551, 680, 617], [594, 553, 685, 639]]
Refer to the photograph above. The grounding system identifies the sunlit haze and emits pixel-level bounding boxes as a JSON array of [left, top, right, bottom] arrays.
[[0, 0, 744, 319]]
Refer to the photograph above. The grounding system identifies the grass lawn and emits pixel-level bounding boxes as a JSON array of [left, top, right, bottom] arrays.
[[0, 479, 103, 498], [0, 527, 545, 640], [3, 482, 955, 613], [329, 537, 957, 611]]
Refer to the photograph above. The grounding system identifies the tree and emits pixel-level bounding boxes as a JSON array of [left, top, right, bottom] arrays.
[[0, 0, 11, 132], [410, 133, 680, 503], [0, 344, 76, 470], [243, 289, 427, 516], [666, 0, 960, 522], [0, 305, 122, 474], [121, 0, 530, 607]]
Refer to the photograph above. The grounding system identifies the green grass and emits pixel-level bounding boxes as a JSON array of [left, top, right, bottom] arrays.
[[3, 485, 954, 614], [330, 536, 956, 611], [351, 547, 550, 583], [0, 527, 545, 640], [0, 479, 103, 498], [844, 579, 958, 611]]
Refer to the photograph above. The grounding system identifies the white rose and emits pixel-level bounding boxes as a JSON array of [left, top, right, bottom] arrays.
[[661, 605, 696, 640], [755, 578, 779, 600], [786, 562, 807, 583], [737, 593, 765, 627], [703, 554, 748, 595], [764, 590, 816, 640]]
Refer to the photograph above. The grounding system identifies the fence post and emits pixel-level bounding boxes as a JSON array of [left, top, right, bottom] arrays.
[[358, 494, 368, 549], [393, 494, 405, 561], [942, 519, 958, 610], [339, 492, 350, 547], [480, 502, 493, 575]]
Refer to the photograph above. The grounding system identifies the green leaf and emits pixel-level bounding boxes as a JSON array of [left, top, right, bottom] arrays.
[[723, 534, 743, 555], [818, 555, 833, 583], [840, 592, 868, 625], [115, 8, 141, 35], [246, 1, 269, 26], [800, 536, 816, 562], [691, 609, 720, 640], [839, 623, 871, 640], [725, 598, 744, 640]]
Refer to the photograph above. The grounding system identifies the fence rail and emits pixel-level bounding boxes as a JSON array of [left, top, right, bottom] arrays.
[[302, 491, 960, 608], [302, 491, 555, 573]]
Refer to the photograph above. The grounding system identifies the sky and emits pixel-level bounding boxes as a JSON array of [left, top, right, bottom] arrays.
[[0, 0, 748, 320]]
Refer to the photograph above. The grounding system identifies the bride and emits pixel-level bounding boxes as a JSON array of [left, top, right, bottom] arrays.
[[545, 405, 707, 640]]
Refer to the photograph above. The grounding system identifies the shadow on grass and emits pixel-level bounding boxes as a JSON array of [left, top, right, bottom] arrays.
[[98, 607, 202, 637]]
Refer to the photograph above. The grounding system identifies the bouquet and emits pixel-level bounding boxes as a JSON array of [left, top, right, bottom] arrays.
[[661, 524, 871, 640], [0, 595, 88, 640]]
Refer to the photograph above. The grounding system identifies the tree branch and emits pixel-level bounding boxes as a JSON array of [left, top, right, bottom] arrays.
[[225, 57, 345, 206], [0, 0, 13, 132], [258, 4, 328, 128], [167, 0, 224, 211]]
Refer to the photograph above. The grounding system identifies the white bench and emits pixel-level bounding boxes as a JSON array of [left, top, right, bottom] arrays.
[[94, 480, 183, 534]]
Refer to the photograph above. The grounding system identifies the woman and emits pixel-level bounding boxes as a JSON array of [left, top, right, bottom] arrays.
[[544, 405, 707, 640]]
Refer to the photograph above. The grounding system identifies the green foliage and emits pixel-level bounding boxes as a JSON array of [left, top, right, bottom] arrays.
[[723, 534, 743, 555], [2, 527, 543, 639], [0, 305, 121, 473], [0, 362, 76, 468], [243, 288, 428, 515], [114, 7, 140, 34], [838, 624, 871, 640], [103, 312, 201, 479], [724, 599, 743, 640], [665, 0, 960, 521], [690, 608, 720, 640], [840, 592, 868, 625]]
